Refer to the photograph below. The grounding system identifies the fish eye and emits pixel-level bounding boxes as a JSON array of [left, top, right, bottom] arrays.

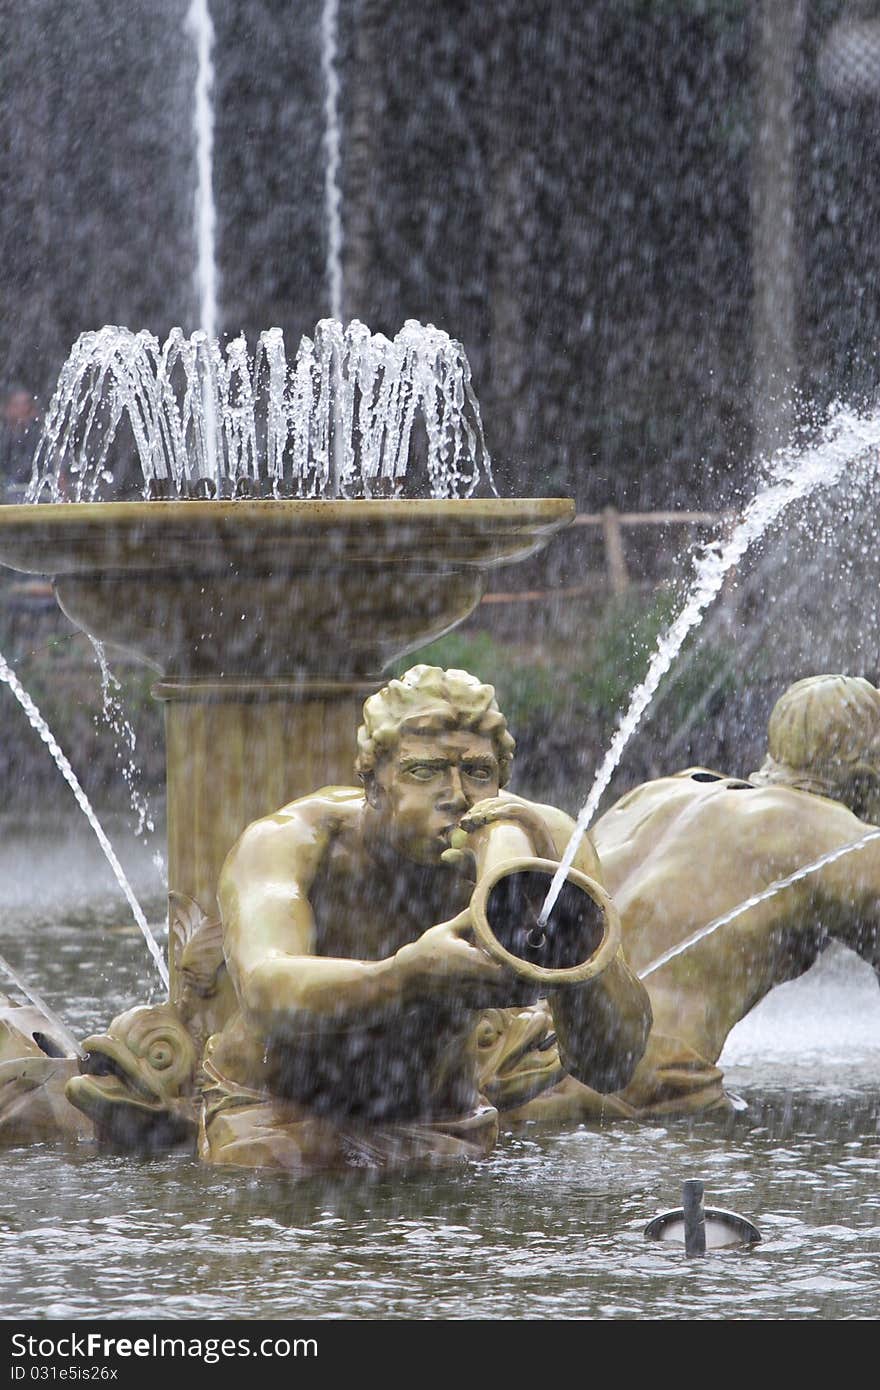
[[147, 1039, 174, 1070], [475, 1018, 500, 1048]]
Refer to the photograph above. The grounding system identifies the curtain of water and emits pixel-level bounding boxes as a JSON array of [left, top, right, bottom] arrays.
[[538, 405, 880, 928], [0, 650, 168, 991], [321, 0, 344, 322], [26, 321, 494, 501]]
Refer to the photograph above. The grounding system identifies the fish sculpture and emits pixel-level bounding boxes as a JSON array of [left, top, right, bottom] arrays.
[[65, 1002, 199, 1152], [473, 1001, 567, 1111], [472, 998, 638, 1123], [0, 892, 235, 1152], [64, 892, 233, 1152]]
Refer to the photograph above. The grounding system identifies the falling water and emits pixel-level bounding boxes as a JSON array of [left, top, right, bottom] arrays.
[[638, 827, 880, 979], [0, 650, 168, 991], [186, 0, 218, 340], [538, 404, 880, 928], [26, 319, 495, 501], [89, 637, 155, 842], [321, 0, 344, 321]]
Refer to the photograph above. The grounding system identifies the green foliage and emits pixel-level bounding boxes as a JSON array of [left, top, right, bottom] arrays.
[[395, 630, 562, 727], [398, 586, 737, 741]]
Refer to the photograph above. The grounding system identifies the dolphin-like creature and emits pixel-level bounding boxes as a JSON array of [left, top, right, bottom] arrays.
[[65, 1003, 199, 1152]]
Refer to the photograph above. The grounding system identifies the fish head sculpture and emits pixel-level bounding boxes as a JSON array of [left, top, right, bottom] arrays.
[[472, 1002, 567, 1111], [65, 1003, 199, 1152]]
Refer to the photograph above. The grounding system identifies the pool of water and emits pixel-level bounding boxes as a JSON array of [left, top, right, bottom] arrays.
[[0, 820, 878, 1321]]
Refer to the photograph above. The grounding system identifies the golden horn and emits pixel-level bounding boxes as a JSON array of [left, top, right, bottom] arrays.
[[468, 855, 621, 986]]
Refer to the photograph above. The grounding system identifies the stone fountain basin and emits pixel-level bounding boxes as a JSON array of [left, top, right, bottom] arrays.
[[0, 498, 574, 679]]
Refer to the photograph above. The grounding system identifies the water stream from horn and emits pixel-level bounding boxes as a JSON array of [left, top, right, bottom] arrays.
[[538, 405, 880, 931]]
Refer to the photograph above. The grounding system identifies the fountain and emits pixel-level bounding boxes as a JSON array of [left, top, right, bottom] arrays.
[[0, 316, 662, 1170], [2, 339, 880, 1311], [3, 0, 880, 1326], [0, 320, 574, 997]]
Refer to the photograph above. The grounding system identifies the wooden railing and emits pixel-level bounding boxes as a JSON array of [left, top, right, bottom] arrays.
[[1, 508, 734, 610], [482, 507, 732, 604]]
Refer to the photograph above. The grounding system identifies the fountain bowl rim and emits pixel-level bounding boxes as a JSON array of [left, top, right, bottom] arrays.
[[0, 497, 575, 576]]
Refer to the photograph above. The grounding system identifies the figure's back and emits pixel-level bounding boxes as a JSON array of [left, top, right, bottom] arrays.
[[591, 768, 865, 977]]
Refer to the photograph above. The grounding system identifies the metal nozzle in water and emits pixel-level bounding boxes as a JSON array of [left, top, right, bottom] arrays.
[[644, 1179, 762, 1252], [682, 1179, 707, 1256]]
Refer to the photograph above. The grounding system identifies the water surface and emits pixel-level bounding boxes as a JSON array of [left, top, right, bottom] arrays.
[[1, 820, 878, 1321]]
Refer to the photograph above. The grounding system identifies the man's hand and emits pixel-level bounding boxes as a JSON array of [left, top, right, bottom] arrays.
[[396, 910, 514, 1009], [439, 798, 558, 883], [460, 798, 558, 857], [439, 827, 480, 883]]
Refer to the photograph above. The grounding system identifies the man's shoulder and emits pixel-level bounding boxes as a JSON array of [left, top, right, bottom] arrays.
[[223, 787, 366, 883], [242, 787, 364, 841], [277, 785, 364, 813]]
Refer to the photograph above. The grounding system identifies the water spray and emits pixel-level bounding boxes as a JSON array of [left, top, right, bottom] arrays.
[[537, 405, 880, 930], [0, 950, 84, 1060], [638, 826, 880, 980], [0, 649, 168, 991]]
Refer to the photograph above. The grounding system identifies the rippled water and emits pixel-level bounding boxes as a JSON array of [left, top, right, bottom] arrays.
[[0, 819, 878, 1321]]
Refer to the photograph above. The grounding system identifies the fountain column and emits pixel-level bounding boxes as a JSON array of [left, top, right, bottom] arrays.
[[155, 679, 375, 919]]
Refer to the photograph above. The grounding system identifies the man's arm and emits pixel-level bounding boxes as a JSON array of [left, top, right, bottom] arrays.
[[218, 796, 510, 1041]]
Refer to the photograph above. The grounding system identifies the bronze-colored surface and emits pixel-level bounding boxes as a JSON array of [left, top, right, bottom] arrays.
[[0, 498, 574, 574], [469, 855, 620, 986], [200, 671, 651, 1171], [0, 499, 573, 681], [54, 568, 487, 679], [505, 744, 880, 1125], [65, 1003, 199, 1152], [0, 1000, 92, 1144]]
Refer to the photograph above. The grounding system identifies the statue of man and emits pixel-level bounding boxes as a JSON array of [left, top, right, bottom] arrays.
[[199, 664, 651, 1171], [505, 673, 880, 1123]]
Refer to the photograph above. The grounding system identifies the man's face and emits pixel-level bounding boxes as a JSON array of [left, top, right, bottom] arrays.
[[369, 728, 501, 864]]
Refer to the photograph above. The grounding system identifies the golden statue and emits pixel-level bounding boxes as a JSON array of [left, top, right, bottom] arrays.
[[198, 665, 652, 1172], [503, 673, 880, 1123]]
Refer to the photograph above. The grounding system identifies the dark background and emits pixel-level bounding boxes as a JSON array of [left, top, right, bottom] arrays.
[[0, 0, 879, 816], [2, 0, 878, 509]]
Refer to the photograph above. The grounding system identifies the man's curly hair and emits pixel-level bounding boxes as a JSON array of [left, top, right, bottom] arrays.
[[355, 665, 515, 787]]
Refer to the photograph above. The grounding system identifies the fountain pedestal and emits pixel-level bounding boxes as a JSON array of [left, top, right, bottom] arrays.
[[0, 497, 574, 987], [154, 678, 375, 918]]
